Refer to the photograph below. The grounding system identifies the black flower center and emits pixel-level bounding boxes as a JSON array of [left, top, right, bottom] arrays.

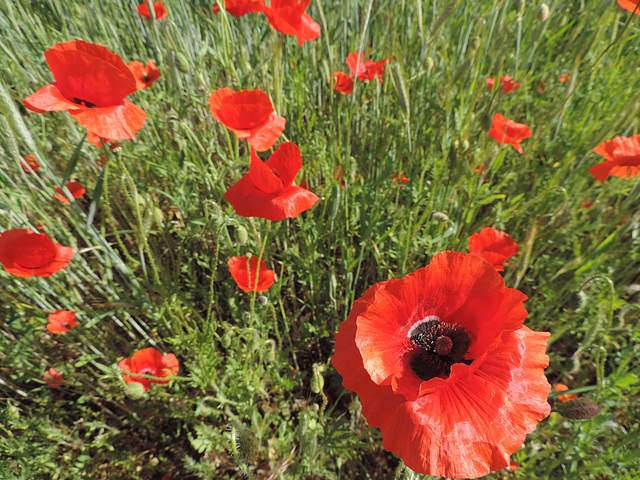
[[73, 97, 95, 108], [409, 318, 471, 381]]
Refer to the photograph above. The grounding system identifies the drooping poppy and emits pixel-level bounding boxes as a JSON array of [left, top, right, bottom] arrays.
[[488, 113, 532, 154], [554, 383, 578, 402], [228, 255, 276, 292], [263, 0, 321, 46], [589, 135, 640, 181], [225, 142, 318, 221], [43, 368, 64, 388], [119, 347, 179, 392], [486, 75, 521, 93], [137, 1, 168, 19], [332, 251, 551, 478], [128, 60, 161, 90], [333, 72, 354, 95], [21, 155, 41, 172], [47, 310, 77, 333], [468, 227, 520, 272], [53, 182, 86, 204], [0, 229, 74, 278], [346, 53, 392, 83], [23, 40, 147, 141], [208, 88, 285, 152], [618, 0, 640, 14], [213, 0, 266, 16]]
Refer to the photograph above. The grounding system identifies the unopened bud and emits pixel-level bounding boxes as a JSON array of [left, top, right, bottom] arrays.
[[311, 364, 325, 394], [480, 114, 493, 132], [257, 296, 268, 306], [235, 225, 248, 246], [431, 211, 449, 223], [125, 382, 146, 399], [109, 142, 122, 153], [460, 139, 470, 152], [175, 53, 190, 74], [556, 398, 602, 420], [537, 3, 549, 21], [228, 422, 258, 465]]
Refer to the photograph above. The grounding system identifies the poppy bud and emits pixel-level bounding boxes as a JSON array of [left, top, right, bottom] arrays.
[[480, 114, 493, 132], [460, 139, 470, 152], [125, 382, 146, 399], [537, 3, 549, 21], [514, 0, 525, 13], [311, 363, 325, 394], [257, 295, 268, 306], [175, 53, 190, 74], [228, 422, 258, 465], [470, 36, 481, 50], [431, 211, 450, 223], [109, 142, 122, 153], [556, 398, 602, 420], [234, 225, 248, 246]]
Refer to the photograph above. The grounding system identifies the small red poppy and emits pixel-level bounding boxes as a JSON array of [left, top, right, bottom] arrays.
[[618, 0, 640, 13], [263, 0, 321, 46], [332, 251, 551, 478], [581, 199, 594, 209], [486, 75, 521, 93], [53, 181, 86, 204], [346, 53, 392, 83], [488, 113, 532, 154], [228, 255, 276, 292], [128, 60, 161, 90], [0, 229, 74, 278], [23, 40, 146, 141], [47, 310, 77, 333], [475, 164, 485, 173], [554, 383, 578, 402], [119, 347, 179, 392], [589, 135, 640, 181], [558, 73, 571, 83], [43, 368, 64, 388], [469, 227, 520, 272], [137, 1, 168, 19], [225, 142, 318, 221], [392, 173, 409, 187], [333, 72, 354, 95], [208, 88, 285, 152], [213, 0, 266, 16], [537, 80, 546, 94], [21, 155, 41, 172]]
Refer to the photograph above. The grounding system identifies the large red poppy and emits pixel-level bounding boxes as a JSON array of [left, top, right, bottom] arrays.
[[213, 0, 266, 16], [47, 310, 78, 333], [208, 88, 285, 152], [618, 0, 640, 13], [128, 60, 161, 90], [332, 251, 551, 478], [224, 142, 319, 221], [119, 347, 179, 392], [43, 368, 64, 388], [486, 75, 521, 93], [488, 113, 532, 153], [228, 255, 276, 292], [0, 229, 74, 278], [263, 0, 321, 46], [23, 40, 146, 140], [137, 1, 168, 19], [346, 53, 392, 83], [333, 72, 354, 95], [589, 135, 640, 181], [53, 181, 86, 204], [468, 227, 520, 272]]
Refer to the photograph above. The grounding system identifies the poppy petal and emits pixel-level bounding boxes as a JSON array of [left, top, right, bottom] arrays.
[[247, 111, 286, 151], [249, 149, 285, 194], [23, 84, 81, 112], [265, 142, 301, 188], [593, 136, 626, 161], [228, 255, 276, 292], [69, 100, 146, 140], [589, 160, 615, 181]]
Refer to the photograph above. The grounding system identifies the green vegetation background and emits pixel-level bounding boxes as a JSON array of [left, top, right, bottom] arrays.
[[1, 0, 639, 478]]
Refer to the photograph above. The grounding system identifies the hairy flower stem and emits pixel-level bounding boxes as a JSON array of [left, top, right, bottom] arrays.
[[250, 221, 271, 323]]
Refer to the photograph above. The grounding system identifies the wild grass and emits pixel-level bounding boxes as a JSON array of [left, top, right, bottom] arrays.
[[1, 0, 640, 478]]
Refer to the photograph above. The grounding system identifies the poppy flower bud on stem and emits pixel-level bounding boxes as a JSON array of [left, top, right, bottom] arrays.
[[480, 113, 493, 132], [555, 398, 602, 420], [228, 422, 258, 466], [175, 53, 190, 74], [431, 211, 449, 223], [537, 3, 549, 21], [235, 225, 248, 246]]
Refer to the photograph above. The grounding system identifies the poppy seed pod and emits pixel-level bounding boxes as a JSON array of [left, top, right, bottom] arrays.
[[235, 225, 248, 246], [556, 398, 602, 420], [537, 3, 549, 21], [175, 53, 190, 74], [125, 381, 146, 399]]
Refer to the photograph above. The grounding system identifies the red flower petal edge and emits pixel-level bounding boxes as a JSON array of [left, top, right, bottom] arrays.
[[0, 228, 74, 278], [468, 227, 520, 272], [264, 0, 321, 46], [137, 1, 168, 19], [488, 113, 532, 154], [47, 310, 78, 333], [589, 134, 640, 181], [119, 347, 179, 392], [43, 368, 64, 388], [228, 255, 276, 292]]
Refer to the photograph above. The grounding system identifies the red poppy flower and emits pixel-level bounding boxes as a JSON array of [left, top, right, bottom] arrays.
[[43, 368, 64, 388], [554, 383, 578, 402], [486, 75, 521, 93], [128, 60, 161, 90], [581, 199, 594, 209], [263, 0, 321, 46], [208, 88, 285, 152], [137, 1, 167, 19], [21, 155, 41, 172], [537, 80, 546, 94], [213, 0, 266, 16], [468, 227, 520, 272], [589, 135, 640, 181], [488, 113, 532, 154], [119, 347, 179, 392], [618, 0, 640, 13], [225, 142, 318, 220], [475, 164, 485, 173], [346, 53, 392, 83], [53, 181, 86, 204], [332, 251, 551, 478], [23, 40, 146, 141], [228, 255, 276, 292], [333, 72, 354, 95], [392, 173, 409, 187], [558, 73, 571, 83], [0, 229, 74, 278], [47, 310, 77, 333]]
